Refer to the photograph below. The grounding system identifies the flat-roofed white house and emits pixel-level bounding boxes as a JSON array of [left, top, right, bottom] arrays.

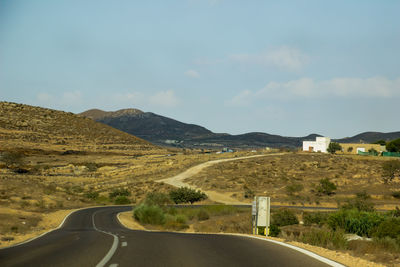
[[303, 137, 331, 153]]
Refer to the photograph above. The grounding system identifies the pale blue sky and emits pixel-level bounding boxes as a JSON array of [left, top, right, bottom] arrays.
[[1, 0, 399, 138]]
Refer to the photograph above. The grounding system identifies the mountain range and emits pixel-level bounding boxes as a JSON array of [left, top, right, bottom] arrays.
[[80, 108, 400, 149]]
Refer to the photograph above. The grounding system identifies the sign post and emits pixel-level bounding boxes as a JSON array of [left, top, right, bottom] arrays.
[[252, 196, 270, 236]]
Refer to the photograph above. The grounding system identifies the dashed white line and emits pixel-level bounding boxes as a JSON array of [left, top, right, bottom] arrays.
[[93, 210, 119, 267], [109, 264, 118, 267], [121, 242, 127, 247]]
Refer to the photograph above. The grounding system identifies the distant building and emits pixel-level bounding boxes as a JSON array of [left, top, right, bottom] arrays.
[[338, 143, 386, 154], [303, 137, 331, 153]]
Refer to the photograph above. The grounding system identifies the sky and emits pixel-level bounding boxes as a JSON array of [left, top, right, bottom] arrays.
[[1, 0, 399, 138]]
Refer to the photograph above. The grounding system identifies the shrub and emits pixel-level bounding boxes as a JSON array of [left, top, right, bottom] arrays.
[[144, 192, 173, 206], [303, 212, 328, 226], [169, 187, 207, 204], [373, 217, 400, 239], [133, 204, 165, 225], [392, 191, 400, 199], [269, 224, 281, 237], [341, 191, 375, 212], [327, 142, 342, 154], [327, 209, 384, 237], [243, 185, 255, 199], [85, 191, 99, 200], [197, 209, 210, 221], [286, 183, 303, 195], [316, 178, 336, 196], [114, 196, 130, 205], [386, 138, 400, 152], [1, 151, 24, 168], [272, 209, 299, 226], [84, 162, 98, 172], [300, 227, 348, 250], [109, 188, 131, 199], [382, 160, 400, 183]]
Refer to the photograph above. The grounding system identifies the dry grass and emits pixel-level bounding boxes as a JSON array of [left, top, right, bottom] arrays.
[[185, 153, 400, 208]]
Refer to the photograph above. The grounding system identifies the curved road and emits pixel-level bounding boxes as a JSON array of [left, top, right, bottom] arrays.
[[0, 206, 340, 267]]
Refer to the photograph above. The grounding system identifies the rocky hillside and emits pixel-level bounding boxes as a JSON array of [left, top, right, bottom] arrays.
[[0, 102, 161, 154], [80, 107, 400, 149], [80, 108, 324, 149], [80, 109, 214, 146], [335, 131, 400, 143]]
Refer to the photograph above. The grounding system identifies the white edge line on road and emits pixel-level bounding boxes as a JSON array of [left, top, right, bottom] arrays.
[[0, 207, 82, 250], [0, 205, 128, 250], [237, 234, 345, 267], [116, 212, 344, 267], [92, 210, 119, 267]]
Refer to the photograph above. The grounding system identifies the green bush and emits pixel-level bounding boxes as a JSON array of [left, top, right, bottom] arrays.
[[341, 191, 375, 212], [84, 191, 99, 200], [300, 227, 348, 250], [386, 138, 400, 152], [109, 188, 131, 199], [327, 142, 342, 154], [303, 212, 328, 226], [327, 209, 384, 237], [175, 214, 187, 224], [133, 204, 165, 225], [197, 209, 210, 221], [144, 192, 173, 206], [269, 224, 281, 237], [114, 195, 130, 204], [272, 209, 299, 226], [169, 187, 207, 204], [373, 217, 400, 239], [316, 178, 337, 196]]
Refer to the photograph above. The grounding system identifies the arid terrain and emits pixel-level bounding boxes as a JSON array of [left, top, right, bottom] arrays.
[[0, 102, 248, 247], [185, 153, 400, 209]]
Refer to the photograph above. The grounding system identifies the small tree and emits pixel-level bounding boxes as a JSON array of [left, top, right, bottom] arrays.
[[386, 138, 400, 152], [347, 147, 353, 153], [169, 187, 207, 204], [327, 142, 342, 154], [382, 160, 400, 183], [373, 140, 386, 146], [316, 178, 337, 195]]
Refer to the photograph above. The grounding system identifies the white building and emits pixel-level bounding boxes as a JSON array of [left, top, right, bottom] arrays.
[[303, 137, 331, 153]]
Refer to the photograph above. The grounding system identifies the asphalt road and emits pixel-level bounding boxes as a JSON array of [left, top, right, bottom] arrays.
[[0, 206, 340, 267]]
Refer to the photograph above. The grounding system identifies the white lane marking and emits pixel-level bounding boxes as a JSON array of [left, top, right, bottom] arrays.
[[93, 210, 120, 267], [121, 236, 125, 238], [121, 242, 127, 247], [109, 264, 118, 267], [233, 234, 345, 267]]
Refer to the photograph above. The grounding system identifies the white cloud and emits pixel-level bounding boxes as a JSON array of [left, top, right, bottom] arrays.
[[149, 90, 180, 108], [229, 46, 309, 71], [228, 76, 400, 105], [184, 69, 200, 78], [225, 90, 252, 107], [37, 90, 83, 107], [62, 91, 82, 104]]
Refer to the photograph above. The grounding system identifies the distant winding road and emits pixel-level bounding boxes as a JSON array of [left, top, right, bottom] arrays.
[[0, 206, 342, 267]]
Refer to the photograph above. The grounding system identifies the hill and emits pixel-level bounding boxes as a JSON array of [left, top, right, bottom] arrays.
[[80, 108, 324, 149], [80, 109, 214, 146], [0, 102, 161, 154], [335, 131, 400, 144], [80, 108, 400, 149]]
